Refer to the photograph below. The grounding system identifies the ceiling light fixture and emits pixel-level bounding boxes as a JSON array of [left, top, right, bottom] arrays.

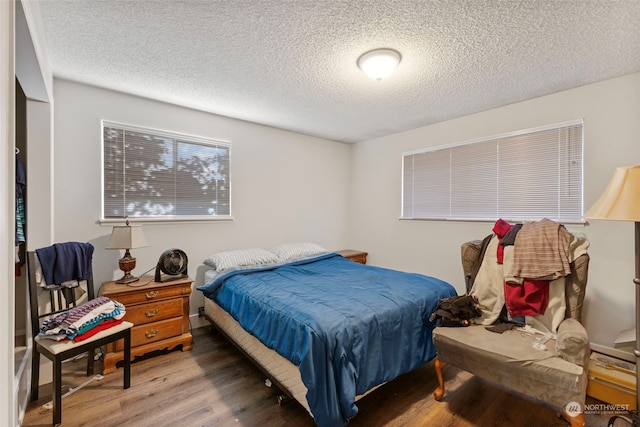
[[357, 48, 401, 81]]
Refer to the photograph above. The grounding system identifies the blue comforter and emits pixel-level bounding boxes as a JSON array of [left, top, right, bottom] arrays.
[[197, 253, 456, 427]]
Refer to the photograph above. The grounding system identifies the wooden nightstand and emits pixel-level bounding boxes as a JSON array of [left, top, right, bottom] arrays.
[[336, 249, 368, 264], [101, 276, 193, 374]]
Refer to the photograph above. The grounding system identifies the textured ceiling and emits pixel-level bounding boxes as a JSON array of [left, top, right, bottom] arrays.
[[36, 0, 640, 143]]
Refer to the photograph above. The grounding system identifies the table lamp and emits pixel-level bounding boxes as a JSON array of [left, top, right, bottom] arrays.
[[106, 220, 149, 284], [585, 165, 640, 426]]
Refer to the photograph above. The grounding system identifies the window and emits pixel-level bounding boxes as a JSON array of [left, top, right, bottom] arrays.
[[401, 120, 583, 222], [102, 121, 231, 220]]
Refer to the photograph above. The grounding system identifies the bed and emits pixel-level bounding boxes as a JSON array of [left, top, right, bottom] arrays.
[[197, 247, 456, 427]]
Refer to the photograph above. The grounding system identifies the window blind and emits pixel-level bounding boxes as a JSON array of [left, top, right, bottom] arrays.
[[402, 120, 583, 222], [102, 121, 231, 220]]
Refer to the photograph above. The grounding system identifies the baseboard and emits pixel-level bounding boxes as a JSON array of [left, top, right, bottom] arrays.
[[189, 312, 210, 330]]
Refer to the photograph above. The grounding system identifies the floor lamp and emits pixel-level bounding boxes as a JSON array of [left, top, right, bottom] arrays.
[[585, 165, 640, 426]]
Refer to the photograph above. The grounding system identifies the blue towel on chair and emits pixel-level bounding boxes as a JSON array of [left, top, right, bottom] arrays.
[[35, 242, 94, 285]]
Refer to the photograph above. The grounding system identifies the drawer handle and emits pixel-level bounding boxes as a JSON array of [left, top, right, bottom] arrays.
[[145, 309, 159, 317], [145, 291, 159, 299], [145, 329, 159, 339]]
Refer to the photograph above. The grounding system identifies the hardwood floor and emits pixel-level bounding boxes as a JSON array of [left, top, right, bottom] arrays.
[[23, 326, 620, 426]]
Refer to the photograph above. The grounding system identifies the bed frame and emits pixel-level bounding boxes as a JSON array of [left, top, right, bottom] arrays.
[[203, 298, 311, 412], [203, 297, 379, 418]]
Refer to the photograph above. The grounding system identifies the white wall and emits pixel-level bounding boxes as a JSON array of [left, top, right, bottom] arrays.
[[7, 1, 55, 425], [51, 79, 351, 315], [348, 72, 640, 354], [45, 71, 640, 356], [1, 2, 16, 425]]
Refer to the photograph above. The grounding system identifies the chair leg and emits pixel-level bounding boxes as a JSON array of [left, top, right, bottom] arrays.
[[563, 408, 585, 427], [434, 357, 446, 401], [53, 357, 63, 426], [30, 349, 40, 401], [87, 349, 95, 376], [123, 330, 131, 389]]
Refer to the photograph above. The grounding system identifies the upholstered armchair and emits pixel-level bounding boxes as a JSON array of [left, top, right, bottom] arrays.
[[432, 235, 590, 427]]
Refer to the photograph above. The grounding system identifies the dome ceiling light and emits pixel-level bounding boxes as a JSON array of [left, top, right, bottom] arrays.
[[357, 48, 401, 81]]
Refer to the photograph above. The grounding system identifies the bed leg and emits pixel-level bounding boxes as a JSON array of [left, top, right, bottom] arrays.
[[434, 357, 446, 401], [276, 394, 292, 406]]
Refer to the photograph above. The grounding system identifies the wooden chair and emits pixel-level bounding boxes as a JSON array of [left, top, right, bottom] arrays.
[[27, 249, 133, 426]]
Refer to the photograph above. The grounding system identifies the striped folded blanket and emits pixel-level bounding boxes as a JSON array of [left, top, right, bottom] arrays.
[[39, 296, 126, 341], [510, 218, 573, 280]]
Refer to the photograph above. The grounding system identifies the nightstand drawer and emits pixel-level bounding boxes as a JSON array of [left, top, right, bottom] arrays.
[[125, 298, 183, 325], [116, 317, 184, 351], [102, 276, 193, 374], [110, 285, 188, 305]]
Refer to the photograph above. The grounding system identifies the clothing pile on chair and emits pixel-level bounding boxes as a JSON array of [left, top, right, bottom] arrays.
[[469, 218, 589, 335], [38, 296, 127, 342]]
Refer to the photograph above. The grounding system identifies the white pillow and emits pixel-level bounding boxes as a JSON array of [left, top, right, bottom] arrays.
[[204, 248, 279, 272], [270, 243, 327, 262]]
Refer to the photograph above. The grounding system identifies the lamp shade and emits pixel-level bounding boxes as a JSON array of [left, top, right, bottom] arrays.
[[357, 48, 401, 81], [105, 223, 148, 250], [585, 165, 640, 222]]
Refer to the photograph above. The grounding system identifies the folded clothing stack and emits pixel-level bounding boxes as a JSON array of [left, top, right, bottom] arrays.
[[39, 296, 126, 342]]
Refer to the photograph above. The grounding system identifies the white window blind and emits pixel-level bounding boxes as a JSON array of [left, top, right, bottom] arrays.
[[102, 121, 231, 220], [402, 120, 583, 222]]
